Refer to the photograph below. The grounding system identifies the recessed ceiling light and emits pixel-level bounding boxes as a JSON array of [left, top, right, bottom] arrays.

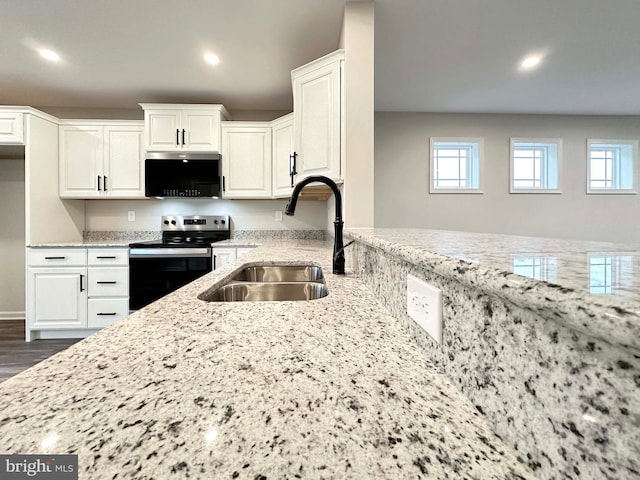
[[520, 54, 542, 71], [39, 49, 60, 62], [204, 53, 220, 65]]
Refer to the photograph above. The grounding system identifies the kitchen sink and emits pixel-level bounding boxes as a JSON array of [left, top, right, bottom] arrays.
[[198, 262, 328, 302], [202, 281, 328, 302], [230, 265, 324, 283]]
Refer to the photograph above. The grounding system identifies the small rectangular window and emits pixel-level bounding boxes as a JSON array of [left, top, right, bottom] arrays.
[[587, 140, 638, 194], [510, 138, 561, 193], [430, 138, 483, 193]]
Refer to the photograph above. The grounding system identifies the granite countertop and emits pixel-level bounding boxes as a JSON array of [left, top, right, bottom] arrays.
[[0, 240, 535, 479], [346, 228, 640, 354]]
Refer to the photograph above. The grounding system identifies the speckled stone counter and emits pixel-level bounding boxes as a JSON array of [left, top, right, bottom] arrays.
[[345, 228, 640, 480], [0, 241, 535, 480]]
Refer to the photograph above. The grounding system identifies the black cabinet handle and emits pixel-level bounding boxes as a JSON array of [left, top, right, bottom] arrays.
[[290, 152, 298, 187], [96, 312, 117, 316], [45, 256, 65, 260], [104, 176, 108, 191], [97, 281, 117, 284], [176, 129, 180, 145], [97, 175, 102, 191], [182, 129, 186, 145], [80, 274, 85, 292], [96, 256, 116, 259], [222, 176, 226, 192], [213, 255, 217, 270]]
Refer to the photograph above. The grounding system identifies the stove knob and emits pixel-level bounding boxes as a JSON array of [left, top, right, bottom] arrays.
[[171, 220, 177, 225], [213, 219, 219, 224], [221, 219, 226, 225], [163, 220, 169, 225]]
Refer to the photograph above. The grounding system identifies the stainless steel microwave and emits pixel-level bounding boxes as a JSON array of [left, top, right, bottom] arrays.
[[145, 152, 221, 198]]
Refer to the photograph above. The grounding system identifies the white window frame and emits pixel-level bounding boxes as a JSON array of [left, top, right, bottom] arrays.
[[586, 139, 638, 194], [509, 138, 562, 194], [429, 137, 484, 194]]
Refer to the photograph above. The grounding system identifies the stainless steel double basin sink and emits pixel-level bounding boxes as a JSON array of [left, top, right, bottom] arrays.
[[198, 263, 328, 302]]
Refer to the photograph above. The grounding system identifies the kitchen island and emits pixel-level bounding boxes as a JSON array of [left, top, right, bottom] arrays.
[[346, 228, 640, 480], [0, 240, 535, 479]]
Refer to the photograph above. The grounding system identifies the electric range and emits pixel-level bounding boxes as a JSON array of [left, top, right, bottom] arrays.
[[129, 215, 230, 310]]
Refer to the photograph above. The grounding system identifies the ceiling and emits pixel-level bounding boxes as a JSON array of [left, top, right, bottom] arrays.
[[375, 0, 640, 115], [0, 0, 346, 113], [1, 0, 639, 116]]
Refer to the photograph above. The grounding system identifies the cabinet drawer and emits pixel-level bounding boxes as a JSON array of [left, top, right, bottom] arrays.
[[88, 248, 129, 266], [88, 267, 129, 297], [88, 298, 129, 328], [27, 248, 87, 267]]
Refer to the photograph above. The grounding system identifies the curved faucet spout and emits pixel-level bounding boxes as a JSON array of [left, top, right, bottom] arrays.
[[284, 175, 348, 275]]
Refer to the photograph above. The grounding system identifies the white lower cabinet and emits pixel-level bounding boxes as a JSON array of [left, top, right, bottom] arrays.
[[212, 246, 255, 271], [213, 248, 237, 271], [26, 247, 129, 341], [27, 267, 87, 330], [88, 298, 129, 328]]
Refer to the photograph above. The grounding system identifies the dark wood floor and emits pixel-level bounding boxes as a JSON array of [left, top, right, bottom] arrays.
[[0, 321, 80, 383]]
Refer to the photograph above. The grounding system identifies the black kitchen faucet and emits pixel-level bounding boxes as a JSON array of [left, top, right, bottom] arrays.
[[284, 175, 351, 275]]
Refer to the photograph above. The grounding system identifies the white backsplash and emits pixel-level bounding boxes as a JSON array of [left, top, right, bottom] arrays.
[[85, 198, 328, 232]]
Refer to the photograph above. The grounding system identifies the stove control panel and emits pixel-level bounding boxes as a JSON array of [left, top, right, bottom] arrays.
[[161, 215, 230, 231]]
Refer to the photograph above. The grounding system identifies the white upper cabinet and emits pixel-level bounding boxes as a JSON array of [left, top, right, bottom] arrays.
[[59, 121, 144, 199], [291, 50, 344, 182], [221, 122, 272, 199], [0, 111, 24, 144], [271, 113, 295, 198], [140, 104, 229, 152], [103, 126, 145, 197]]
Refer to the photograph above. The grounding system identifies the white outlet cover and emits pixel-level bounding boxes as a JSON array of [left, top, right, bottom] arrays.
[[127, 211, 135, 222], [275, 211, 283, 221], [407, 274, 443, 344]]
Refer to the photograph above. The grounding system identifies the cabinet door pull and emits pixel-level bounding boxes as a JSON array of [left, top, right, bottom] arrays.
[[222, 176, 226, 192], [213, 255, 217, 270], [290, 152, 298, 187], [97, 175, 102, 191], [97, 281, 117, 284], [80, 274, 85, 292], [176, 129, 180, 145], [96, 312, 117, 316], [104, 176, 108, 191], [44, 256, 66, 260], [96, 256, 116, 259], [182, 129, 186, 145]]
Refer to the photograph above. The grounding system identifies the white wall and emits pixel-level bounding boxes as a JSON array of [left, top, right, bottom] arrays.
[[85, 198, 327, 232], [375, 112, 640, 243], [0, 158, 25, 319], [341, 0, 375, 228]]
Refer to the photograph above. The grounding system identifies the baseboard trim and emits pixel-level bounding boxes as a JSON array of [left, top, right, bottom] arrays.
[[0, 311, 25, 321]]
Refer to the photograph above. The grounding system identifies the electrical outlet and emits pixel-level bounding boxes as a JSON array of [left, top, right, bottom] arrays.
[[407, 274, 443, 344], [127, 211, 135, 222], [275, 211, 283, 222]]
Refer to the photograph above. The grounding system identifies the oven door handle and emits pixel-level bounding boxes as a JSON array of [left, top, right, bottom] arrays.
[[129, 247, 212, 258]]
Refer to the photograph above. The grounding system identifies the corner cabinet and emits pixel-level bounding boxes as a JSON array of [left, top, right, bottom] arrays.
[[140, 104, 229, 152], [0, 111, 24, 144], [291, 50, 344, 182], [221, 122, 272, 198], [59, 121, 145, 199], [26, 248, 129, 341]]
